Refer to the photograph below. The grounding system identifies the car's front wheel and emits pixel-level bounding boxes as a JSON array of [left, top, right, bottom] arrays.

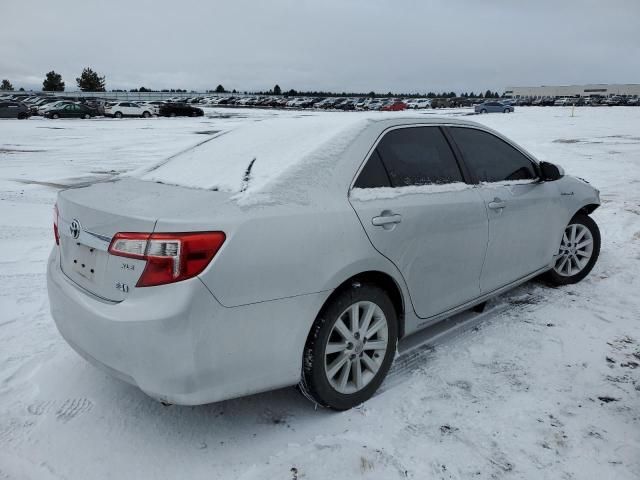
[[480, 108, 487, 114], [142, 111, 151, 118], [546, 213, 601, 285], [301, 283, 398, 410], [114, 112, 123, 119]]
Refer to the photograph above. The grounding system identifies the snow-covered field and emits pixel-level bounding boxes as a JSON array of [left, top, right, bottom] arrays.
[[1, 107, 639, 479]]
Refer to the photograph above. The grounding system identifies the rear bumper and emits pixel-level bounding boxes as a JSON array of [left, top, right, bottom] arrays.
[[47, 248, 329, 405]]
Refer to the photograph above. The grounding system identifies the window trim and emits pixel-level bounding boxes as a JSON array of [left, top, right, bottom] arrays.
[[443, 125, 541, 184], [349, 124, 473, 192]]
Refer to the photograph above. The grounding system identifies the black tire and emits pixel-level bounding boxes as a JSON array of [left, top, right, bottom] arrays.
[[169, 112, 176, 117], [544, 213, 601, 286], [480, 108, 487, 114], [114, 112, 123, 119], [300, 283, 398, 410], [51, 113, 59, 119], [142, 111, 151, 118], [82, 113, 90, 119], [17, 112, 28, 120]]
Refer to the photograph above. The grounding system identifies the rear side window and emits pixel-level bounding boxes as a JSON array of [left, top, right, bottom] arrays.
[[376, 126, 462, 186], [354, 150, 391, 188], [449, 127, 537, 182]]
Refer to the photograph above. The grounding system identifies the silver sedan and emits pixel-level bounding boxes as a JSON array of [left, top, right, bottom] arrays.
[[47, 116, 601, 410]]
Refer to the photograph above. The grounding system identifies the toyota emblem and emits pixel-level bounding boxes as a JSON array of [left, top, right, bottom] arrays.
[[70, 219, 81, 239]]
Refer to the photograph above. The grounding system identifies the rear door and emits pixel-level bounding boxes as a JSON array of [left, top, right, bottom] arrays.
[[448, 126, 562, 293], [349, 125, 488, 319]]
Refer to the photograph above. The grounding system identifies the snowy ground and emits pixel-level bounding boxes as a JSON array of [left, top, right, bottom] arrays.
[[1, 107, 639, 479]]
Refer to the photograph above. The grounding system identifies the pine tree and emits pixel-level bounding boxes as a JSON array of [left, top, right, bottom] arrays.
[[0, 79, 14, 91], [42, 71, 65, 91], [215, 84, 226, 93], [273, 84, 282, 95], [76, 67, 106, 91]]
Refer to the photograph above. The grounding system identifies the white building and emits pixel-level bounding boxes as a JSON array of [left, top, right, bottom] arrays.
[[504, 84, 640, 99]]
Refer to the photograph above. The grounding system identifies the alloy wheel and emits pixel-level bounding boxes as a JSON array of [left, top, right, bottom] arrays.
[[553, 223, 594, 277], [324, 301, 389, 394]]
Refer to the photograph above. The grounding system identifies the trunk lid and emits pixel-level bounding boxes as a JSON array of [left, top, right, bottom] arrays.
[[56, 178, 233, 302]]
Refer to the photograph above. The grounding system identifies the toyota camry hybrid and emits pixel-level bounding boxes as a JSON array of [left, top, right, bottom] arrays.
[[47, 115, 601, 410]]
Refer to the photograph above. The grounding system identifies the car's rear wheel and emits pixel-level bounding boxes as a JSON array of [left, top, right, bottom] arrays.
[[169, 112, 177, 117], [51, 113, 59, 119], [545, 214, 600, 285], [18, 112, 28, 120], [300, 283, 398, 410], [142, 111, 151, 118], [504, 108, 511, 113], [82, 113, 90, 119]]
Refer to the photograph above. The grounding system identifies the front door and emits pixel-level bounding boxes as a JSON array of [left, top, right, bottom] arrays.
[[448, 126, 562, 293], [349, 126, 488, 319]]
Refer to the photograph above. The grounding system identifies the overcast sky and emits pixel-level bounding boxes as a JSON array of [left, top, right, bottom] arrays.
[[2, 0, 639, 94]]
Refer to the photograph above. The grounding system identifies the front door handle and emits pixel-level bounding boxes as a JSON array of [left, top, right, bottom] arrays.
[[372, 212, 402, 227], [488, 198, 507, 210]]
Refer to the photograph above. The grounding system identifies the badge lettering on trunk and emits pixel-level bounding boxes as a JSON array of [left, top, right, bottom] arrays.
[[115, 282, 130, 293]]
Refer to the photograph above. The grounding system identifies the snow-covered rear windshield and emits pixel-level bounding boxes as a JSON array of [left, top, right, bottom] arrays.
[[136, 115, 369, 196]]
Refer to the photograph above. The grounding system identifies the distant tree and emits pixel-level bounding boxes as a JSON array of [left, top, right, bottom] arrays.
[[368, 91, 376, 98], [76, 67, 106, 91], [273, 84, 282, 95], [215, 84, 226, 93], [19, 87, 25, 91], [287, 88, 297, 96], [139, 86, 151, 92], [42, 71, 65, 91], [232, 89, 237, 93], [0, 79, 14, 91], [485, 89, 495, 98]]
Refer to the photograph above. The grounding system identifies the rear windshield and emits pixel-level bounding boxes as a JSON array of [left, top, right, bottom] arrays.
[[136, 115, 368, 196]]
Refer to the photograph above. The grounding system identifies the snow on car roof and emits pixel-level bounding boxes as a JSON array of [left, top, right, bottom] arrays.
[[137, 114, 372, 197]]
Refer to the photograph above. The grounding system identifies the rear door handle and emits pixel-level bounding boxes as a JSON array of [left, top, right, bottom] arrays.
[[488, 198, 507, 210], [372, 213, 402, 226]]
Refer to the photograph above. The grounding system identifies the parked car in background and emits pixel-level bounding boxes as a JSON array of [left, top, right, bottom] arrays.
[[38, 101, 74, 115], [475, 101, 514, 113], [104, 102, 153, 118], [44, 103, 97, 119], [0, 101, 30, 119], [381, 100, 407, 111], [406, 99, 432, 109], [158, 103, 204, 117], [604, 96, 624, 106], [430, 98, 451, 109]]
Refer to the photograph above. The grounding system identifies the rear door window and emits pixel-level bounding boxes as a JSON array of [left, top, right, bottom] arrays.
[[375, 126, 463, 186], [449, 127, 537, 182]]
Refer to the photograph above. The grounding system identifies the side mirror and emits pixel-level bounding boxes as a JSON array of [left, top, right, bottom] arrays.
[[540, 161, 564, 181]]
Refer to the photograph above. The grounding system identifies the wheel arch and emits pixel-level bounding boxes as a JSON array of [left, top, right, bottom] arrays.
[[318, 270, 406, 339], [575, 203, 599, 216], [571, 203, 600, 218]]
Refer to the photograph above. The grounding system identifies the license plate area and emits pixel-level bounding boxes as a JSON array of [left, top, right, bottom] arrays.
[[70, 243, 98, 281]]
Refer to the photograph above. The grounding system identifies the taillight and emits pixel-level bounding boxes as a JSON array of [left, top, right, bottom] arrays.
[[53, 204, 60, 245], [108, 232, 225, 287]]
